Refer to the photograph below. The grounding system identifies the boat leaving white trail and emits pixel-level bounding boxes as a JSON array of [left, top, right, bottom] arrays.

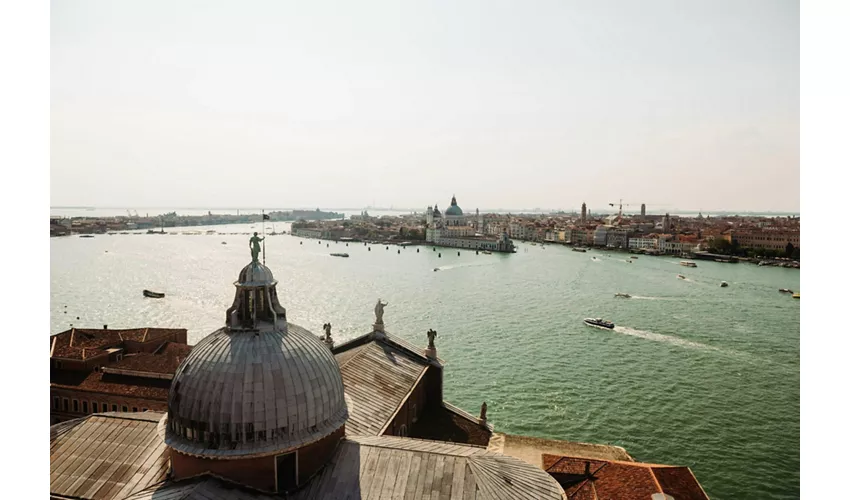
[[613, 326, 720, 352]]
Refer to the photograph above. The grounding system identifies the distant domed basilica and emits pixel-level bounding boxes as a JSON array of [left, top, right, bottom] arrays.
[[425, 194, 515, 253]]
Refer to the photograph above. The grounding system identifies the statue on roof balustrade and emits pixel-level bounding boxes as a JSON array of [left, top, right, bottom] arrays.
[[427, 328, 437, 349], [374, 299, 388, 324]]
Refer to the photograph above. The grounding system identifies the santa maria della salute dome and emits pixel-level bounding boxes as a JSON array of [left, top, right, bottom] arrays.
[[49, 238, 579, 499]]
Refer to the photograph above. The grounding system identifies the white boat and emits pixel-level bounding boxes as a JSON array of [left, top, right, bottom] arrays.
[[614, 293, 631, 298], [680, 261, 698, 268], [584, 318, 615, 329], [720, 281, 728, 287]]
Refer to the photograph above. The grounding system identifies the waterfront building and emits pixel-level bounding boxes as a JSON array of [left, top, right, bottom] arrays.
[[732, 228, 800, 252], [593, 225, 609, 246], [50, 327, 190, 424], [628, 236, 659, 251], [605, 227, 630, 249]]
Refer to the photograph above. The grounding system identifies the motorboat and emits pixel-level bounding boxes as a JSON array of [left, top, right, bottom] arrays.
[[614, 293, 631, 298], [792, 293, 800, 299], [680, 261, 698, 267], [720, 281, 729, 287], [221, 241, 227, 245], [779, 288, 794, 294], [79, 234, 95, 238], [433, 268, 440, 272], [143, 290, 165, 299], [584, 318, 615, 329], [330, 253, 349, 258], [572, 247, 587, 253], [482, 250, 492, 255], [677, 274, 686, 279], [630, 256, 639, 259]]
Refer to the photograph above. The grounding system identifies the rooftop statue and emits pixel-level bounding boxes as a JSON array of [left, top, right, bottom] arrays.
[[374, 299, 388, 324], [249, 232, 265, 264], [323, 322, 333, 341], [427, 328, 437, 349]]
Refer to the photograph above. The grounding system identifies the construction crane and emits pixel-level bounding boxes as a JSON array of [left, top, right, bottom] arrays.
[[608, 199, 634, 224]]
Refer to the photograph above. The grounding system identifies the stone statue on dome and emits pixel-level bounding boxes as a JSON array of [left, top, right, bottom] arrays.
[[249, 232, 265, 263]]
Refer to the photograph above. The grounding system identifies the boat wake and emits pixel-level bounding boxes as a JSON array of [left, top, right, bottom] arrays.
[[612, 326, 720, 352], [434, 261, 494, 271]]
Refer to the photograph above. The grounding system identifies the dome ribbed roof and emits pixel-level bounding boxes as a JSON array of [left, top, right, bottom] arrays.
[[237, 262, 276, 286], [445, 195, 463, 216], [162, 322, 347, 458]]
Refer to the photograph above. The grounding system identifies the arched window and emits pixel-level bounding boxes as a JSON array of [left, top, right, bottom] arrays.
[[399, 424, 408, 437]]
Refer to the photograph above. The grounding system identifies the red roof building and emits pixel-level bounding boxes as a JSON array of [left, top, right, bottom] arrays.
[[543, 454, 709, 499]]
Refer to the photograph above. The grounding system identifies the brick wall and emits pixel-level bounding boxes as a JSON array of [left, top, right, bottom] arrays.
[[172, 451, 277, 493], [50, 387, 166, 424], [171, 426, 344, 494]]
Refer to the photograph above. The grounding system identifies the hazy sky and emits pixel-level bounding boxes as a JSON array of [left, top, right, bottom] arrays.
[[51, 0, 799, 212]]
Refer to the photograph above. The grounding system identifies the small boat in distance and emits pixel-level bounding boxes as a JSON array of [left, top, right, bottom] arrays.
[[779, 288, 794, 294], [221, 241, 227, 245], [680, 261, 698, 267], [330, 253, 349, 258], [143, 290, 165, 299], [677, 274, 686, 280], [572, 247, 587, 253], [792, 293, 800, 299], [433, 268, 440, 272], [630, 256, 639, 259], [482, 250, 492, 255], [584, 318, 615, 329], [720, 281, 729, 287], [614, 293, 631, 298], [79, 234, 95, 238]]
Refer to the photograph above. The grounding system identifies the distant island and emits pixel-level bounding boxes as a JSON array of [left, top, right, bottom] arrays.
[[49, 208, 344, 236]]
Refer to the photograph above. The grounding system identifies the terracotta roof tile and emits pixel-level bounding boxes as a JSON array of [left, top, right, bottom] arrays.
[[51, 369, 171, 400], [50, 327, 187, 360], [111, 342, 193, 374], [544, 454, 709, 500]]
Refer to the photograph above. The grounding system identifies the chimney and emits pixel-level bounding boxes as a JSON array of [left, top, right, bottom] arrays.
[[103, 324, 108, 329]]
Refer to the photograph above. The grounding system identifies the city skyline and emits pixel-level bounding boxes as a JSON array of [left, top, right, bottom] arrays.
[[52, 0, 799, 211]]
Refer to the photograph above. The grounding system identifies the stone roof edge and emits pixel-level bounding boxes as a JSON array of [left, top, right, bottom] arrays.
[[442, 401, 494, 432], [347, 435, 489, 455]]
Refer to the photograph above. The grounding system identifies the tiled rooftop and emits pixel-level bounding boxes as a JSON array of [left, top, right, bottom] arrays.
[[50, 327, 187, 360], [110, 342, 193, 374], [51, 368, 171, 400], [543, 454, 709, 500]]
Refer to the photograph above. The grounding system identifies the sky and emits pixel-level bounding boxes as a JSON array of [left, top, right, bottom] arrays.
[[50, 0, 799, 212]]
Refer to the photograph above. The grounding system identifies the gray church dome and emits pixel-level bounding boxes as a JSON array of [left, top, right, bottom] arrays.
[[162, 261, 348, 459]]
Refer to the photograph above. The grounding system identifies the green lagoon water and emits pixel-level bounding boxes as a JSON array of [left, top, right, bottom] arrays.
[[51, 225, 800, 499]]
